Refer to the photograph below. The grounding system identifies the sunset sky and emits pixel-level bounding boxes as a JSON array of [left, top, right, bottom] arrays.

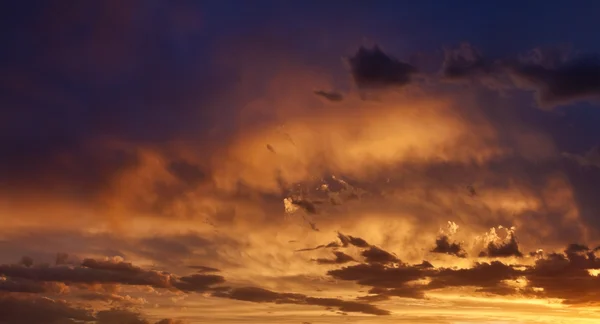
[[2, 1, 600, 323]]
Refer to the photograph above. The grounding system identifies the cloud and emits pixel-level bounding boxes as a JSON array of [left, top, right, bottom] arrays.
[[155, 320, 186, 324], [77, 292, 147, 306], [428, 261, 519, 290], [0, 256, 230, 296], [313, 90, 344, 102], [507, 53, 600, 107], [328, 263, 428, 290], [347, 46, 416, 89], [0, 294, 183, 324], [523, 245, 600, 304], [478, 227, 524, 258], [166, 160, 207, 187], [188, 265, 220, 273], [172, 274, 226, 292], [431, 235, 467, 258], [441, 43, 496, 80], [337, 232, 370, 248], [4, 6, 600, 321], [563, 146, 600, 168], [0, 294, 94, 324], [366, 286, 426, 299], [320, 235, 600, 306], [213, 286, 389, 315], [55, 253, 70, 265], [81, 258, 147, 274], [296, 232, 370, 252], [0, 259, 172, 289], [482, 236, 523, 258], [95, 308, 155, 324], [0, 276, 68, 294], [361, 246, 399, 264], [314, 251, 355, 265], [439, 43, 600, 107], [287, 198, 318, 214]]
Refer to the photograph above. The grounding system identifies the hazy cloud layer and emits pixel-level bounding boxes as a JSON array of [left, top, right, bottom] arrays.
[[3, 1, 600, 323]]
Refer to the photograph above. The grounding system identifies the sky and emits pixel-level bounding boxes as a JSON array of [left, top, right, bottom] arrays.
[[2, 1, 600, 323]]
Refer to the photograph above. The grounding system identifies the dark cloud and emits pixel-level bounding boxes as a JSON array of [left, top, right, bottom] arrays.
[[439, 43, 600, 107], [295, 241, 342, 252], [337, 232, 370, 248], [19, 256, 33, 267], [0, 277, 65, 294], [55, 253, 70, 266], [172, 274, 225, 292], [77, 292, 146, 306], [524, 244, 600, 304], [529, 249, 545, 259], [361, 246, 399, 264], [295, 232, 369, 252], [0, 294, 95, 324], [166, 160, 207, 187], [417, 261, 434, 269], [155, 320, 186, 324], [318, 229, 524, 300], [347, 46, 416, 89], [441, 43, 496, 79], [319, 238, 600, 305], [290, 198, 318, 214], [563, 146, 600, 168], [0, 302, 178, 324], [313, 90, 344, 102], [214, 286, 389, 315], [428, 261, 519, 290], [431, 235, 467, 258], [437, 42, 600, 108], [328, 263, 427, 290], [188, 265, 220, 273], [81, 258, 146, 274], [97, 309, 182, 324], [95, 308, 150, 324], [0, 259, 171, 289], [508, 54, 600, 107], [315, 251, 355, 265], [480, 233, 523, 258], [3, 257, 225, 294], [366, 286, 426, 299]]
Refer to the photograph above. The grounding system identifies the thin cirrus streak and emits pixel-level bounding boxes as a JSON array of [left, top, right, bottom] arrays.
[[2, 2, 600, 323]]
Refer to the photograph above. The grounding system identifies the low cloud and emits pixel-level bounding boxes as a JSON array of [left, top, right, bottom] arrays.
[[431, 235, 467, 258], [315, 251, 355, 265], [314, 90, 344, 102], [507, 53, 600, 107], [77, 292, 147, 306], [440, 43, 600, 107], [213, 286, 389, 315], [479, 227, 524, 258], [563, 146, 600, 168], [441, 43, 496, 80], [347, 46, 416, 89], [172, 274, 226, 292], [0, 294, 94, 324], [188, 265, 220, 273], [361, 246, 399, 264]]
